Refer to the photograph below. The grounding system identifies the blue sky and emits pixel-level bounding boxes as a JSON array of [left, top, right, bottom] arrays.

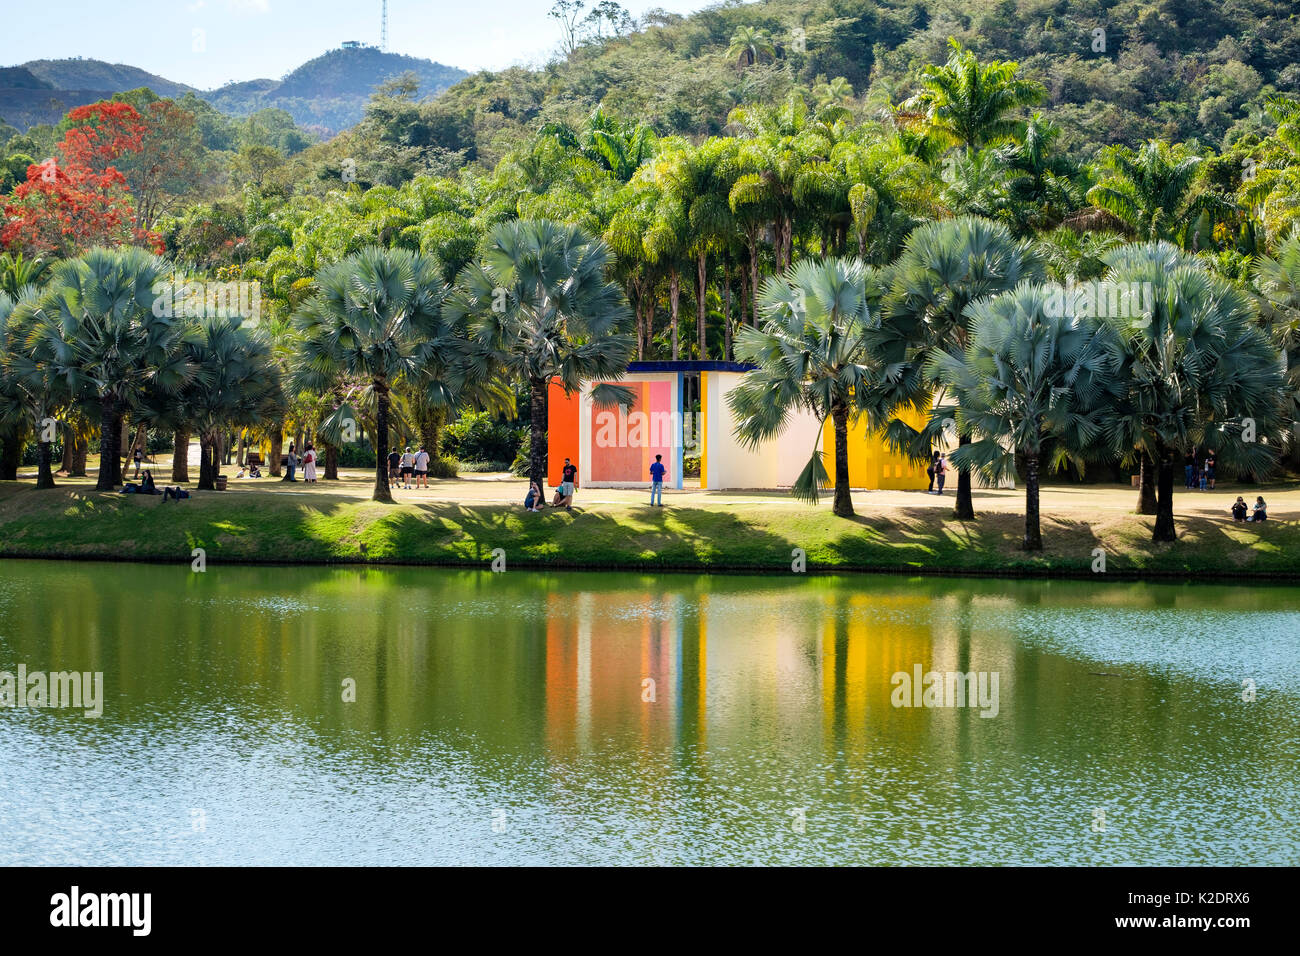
[[1, 0, 719, 90]]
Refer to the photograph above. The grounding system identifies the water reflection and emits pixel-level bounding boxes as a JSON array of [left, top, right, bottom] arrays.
[[0, 562, 1296, 864]]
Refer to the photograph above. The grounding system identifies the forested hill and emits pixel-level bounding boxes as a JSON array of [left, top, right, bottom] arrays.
[[202, 47, 467, 135], [423, 0, 1300, 165], [1, 48, 467, 136]]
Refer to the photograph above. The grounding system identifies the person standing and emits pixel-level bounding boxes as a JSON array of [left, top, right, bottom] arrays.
[[302, 443, 317, 483], [387, 449, 401, 483], [1184, 451, 1195, 489], [932, 455, 948, 495], [399, 447, 415, 489], [133, 445, 143, 480], [926, 451, 939, 492], [649, 454, 666, 506], [554, 457, 577, 510], [414, 446, 430, 489], [1205, 450, 1216, 490], [283, 442, 297, 482]]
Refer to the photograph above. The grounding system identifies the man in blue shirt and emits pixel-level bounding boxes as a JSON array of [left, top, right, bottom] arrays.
[[649, 454, 666, 506]]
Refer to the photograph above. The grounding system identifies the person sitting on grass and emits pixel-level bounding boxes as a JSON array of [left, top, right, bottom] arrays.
[[1231, 497, 1248, 521], [1250, 496, 1268, 522], [139, 470, 158, 495], [162, 485, 191, 502], [524, 481, 545, 512], [248, 463, 262, 478]]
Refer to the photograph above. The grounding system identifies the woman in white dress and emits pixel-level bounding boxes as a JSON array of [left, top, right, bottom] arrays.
[[302, 443, 318, 482]]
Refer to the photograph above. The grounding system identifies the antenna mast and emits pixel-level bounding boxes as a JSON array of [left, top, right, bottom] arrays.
[[381, 0, 388, 51]]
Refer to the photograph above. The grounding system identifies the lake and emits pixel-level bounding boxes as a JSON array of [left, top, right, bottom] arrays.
[[0, 560, 1296, 865]]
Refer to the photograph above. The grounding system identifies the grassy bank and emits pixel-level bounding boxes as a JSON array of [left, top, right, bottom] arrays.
[[1, 475, 1298, 580]]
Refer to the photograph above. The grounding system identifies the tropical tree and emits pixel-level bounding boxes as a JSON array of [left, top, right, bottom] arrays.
[[16, 246, 195, 490], [930, 284, 1113, 550], [910, 40, 1044, 152], [728, 257, 879, 518], [1095, 243, 1289, 542], [1252, 228, 1300, 422], [872, 216, 1044, 520], [1086, 141, 1228, 247], [292, 246, 464, 502], [448, 219, 635, 492], [727, 27, 776, 69]]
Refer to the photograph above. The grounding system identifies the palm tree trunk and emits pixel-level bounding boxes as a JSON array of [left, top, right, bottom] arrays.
[[723, 271, 734, 361], [0, 430, 18, 480], [96, 398, 117, 490], [269, 430, 283, 477], [954, 432, 975, 520], [696, 250, 708, 359], [172, 429, 190, 482], [529, 376, 548, 491], [1152, 444, 1177, 542], [61, 434, 74, 474], [323, 443, 338, 480], [1023, 451, 1041, 551], [1136, 451, 1157, 514], [236, 433, 247, 467], [669, 270, 680, 359], [70, 434, 88, 477], [36, 440, 56, 489], [749, 242, 760, 325], [831, 402, 853, 518], [373, 383, 393, 502]]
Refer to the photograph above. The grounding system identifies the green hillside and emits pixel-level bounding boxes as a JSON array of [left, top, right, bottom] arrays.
[[418, 0, 1300, 165]]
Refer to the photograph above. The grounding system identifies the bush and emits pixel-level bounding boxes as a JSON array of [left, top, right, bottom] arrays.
[[429, 456, 459, 478], [442, 411, 525, 464], [457, 459, 512, 473], [336, 442, 377, 468], [683, 455, 701, 478], [511, 432, 532, 476]]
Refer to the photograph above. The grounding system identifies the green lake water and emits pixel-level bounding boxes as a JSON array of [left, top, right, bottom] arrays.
[[0, 559, 1296, 865]]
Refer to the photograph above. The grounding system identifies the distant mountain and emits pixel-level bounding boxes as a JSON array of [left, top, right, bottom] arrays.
[[203, 47, 467, 134], [0, 47, 467, 136], [21, 58, 196, 99]]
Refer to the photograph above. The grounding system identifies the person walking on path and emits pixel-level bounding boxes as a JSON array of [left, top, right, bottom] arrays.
[[399, 447, 415, 489], [931, 455, 948, 495], [649, 454, 666, 506], [414, 446, 430, 489]]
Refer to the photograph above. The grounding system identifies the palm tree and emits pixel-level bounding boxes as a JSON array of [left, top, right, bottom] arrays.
[[292, 246, 462, 503], [728, 257, 879, 518], [814, 76, 855, 110], [177, 318, 284, 490], [0, 251, 50, 298], [872, 216, 1044, 520], [727, 27, 776, 69], [1086, 141, 1229, 247], [17, 247, 196, 490], [449, 219, 635, 492], [1252, 228, 1300, 423], [1095, 242, 1289, 542], [930, 283, 1113, 550], [910, 39, 1044, 152]]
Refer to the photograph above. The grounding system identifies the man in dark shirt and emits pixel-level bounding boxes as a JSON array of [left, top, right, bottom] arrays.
[[554, 457, 577, 509]]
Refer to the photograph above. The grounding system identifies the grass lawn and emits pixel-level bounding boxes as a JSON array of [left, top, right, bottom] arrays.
[[1, 468, 1297, 579]]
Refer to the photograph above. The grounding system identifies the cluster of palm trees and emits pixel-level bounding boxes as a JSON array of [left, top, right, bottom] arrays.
[[731, 219, 1292, 548], [0, 221, 634, 503]]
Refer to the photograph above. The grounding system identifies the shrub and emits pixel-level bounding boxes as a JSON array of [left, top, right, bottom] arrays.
[[457, 459, 513, 473], [442, 411, 525, 464]]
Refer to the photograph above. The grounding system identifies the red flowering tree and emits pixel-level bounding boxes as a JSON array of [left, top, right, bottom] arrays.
[[1, 102, 162, 258]]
